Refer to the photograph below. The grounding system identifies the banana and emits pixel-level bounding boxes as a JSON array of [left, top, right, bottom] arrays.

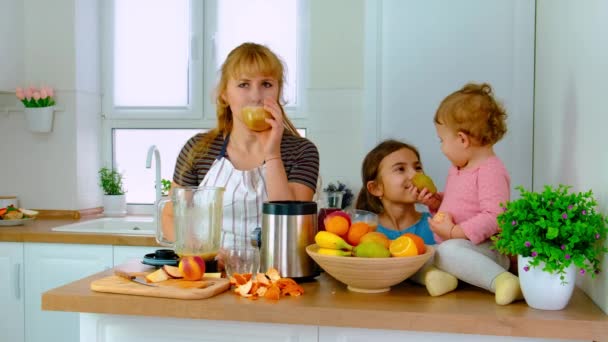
[[315, 231, 353, 251], [317, 248, 352, 257]]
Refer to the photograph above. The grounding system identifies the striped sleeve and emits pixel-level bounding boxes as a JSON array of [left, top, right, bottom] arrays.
[[173, 135, 200, 186], [173, 133, 223, 186], [282, 136, 320, 191]]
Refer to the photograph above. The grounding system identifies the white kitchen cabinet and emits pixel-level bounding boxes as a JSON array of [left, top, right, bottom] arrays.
[[0, 242, 24, 342], [112, 245, 158, 266], [24, 243, 112, 342], [0, 0, 24, 91], [319, 326, 583, 342], [80, 313, 318, 342]]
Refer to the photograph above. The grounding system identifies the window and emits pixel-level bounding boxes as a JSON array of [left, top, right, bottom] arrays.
[[114, 128, 202, 204], [214, 0, 298, 106], [113, 0, 190, 108], [114, 128, 306, 205], [102, 0, 306, 206]]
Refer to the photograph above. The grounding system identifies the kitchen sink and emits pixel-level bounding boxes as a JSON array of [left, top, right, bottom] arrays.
[[52, 216, 156, 235]]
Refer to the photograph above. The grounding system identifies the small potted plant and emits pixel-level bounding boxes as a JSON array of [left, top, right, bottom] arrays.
[[161, 179, 171, 197], [492, 184, 608, 310], [15, 86, 56, 133], [99, 167, 126, 217], [323, 181, 354, 209]]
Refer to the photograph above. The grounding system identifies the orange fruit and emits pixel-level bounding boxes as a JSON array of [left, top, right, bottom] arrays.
[[389, 236, 418, 257], [324, 216, 349, 236], [346, 222, 370, 246], [359, 232, 390, 249], [403, 233, 426, 254]]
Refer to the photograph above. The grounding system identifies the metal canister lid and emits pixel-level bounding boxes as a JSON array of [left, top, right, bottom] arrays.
[[262, 201, 317, 215]]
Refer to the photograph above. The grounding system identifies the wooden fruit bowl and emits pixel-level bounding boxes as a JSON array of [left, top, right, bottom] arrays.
[[306, 244, 435, 293]]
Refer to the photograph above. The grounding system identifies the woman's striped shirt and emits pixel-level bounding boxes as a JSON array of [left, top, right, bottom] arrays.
[[173, 132, 320, 191]]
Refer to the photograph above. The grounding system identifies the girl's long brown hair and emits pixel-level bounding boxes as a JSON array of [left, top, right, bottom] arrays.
[[356, 140, 420, 214], [184, 42, 300, 170]]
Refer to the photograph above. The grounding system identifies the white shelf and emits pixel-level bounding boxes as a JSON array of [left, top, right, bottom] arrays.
[[1, 107, 64, 115]]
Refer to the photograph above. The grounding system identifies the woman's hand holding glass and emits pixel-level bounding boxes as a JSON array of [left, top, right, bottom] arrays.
[[262, 98, 284, 160]]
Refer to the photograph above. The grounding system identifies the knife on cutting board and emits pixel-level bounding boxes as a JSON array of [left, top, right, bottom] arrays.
[[113, 261, 158, 286]]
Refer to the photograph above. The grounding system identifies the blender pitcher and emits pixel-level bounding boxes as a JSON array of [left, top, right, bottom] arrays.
[[156, 186, 225, 262]]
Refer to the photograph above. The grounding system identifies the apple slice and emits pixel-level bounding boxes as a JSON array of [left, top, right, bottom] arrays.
[[145, 268, 170, 283], [162, 265, 183, 279]]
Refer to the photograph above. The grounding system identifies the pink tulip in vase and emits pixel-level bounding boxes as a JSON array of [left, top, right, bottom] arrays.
[[16, 86, 56, 133]]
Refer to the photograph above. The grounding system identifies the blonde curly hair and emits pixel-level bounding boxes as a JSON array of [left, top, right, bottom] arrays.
[[434, 83, 507, 146]]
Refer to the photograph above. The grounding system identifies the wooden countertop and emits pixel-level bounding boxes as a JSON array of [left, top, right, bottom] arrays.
[[0, 217, 159, 246], [42, 270, 608, 340]]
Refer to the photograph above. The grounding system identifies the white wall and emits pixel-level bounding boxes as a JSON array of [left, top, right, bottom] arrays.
[[535, 0, 608, 313], [0, 0, 102, 210], [365, 0, 535, 195], [305, 0, 366, 194]]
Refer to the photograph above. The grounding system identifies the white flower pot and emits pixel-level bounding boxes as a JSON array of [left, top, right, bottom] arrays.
[[103, 194, 126, 217], [518, 255, 576, 310], [24, 106, 55, 133]]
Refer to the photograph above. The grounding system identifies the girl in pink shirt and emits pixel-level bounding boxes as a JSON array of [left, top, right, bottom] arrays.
[[419, 83, 522, 305]]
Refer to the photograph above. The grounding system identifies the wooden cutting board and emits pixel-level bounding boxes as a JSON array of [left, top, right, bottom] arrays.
[[90, 261, 231, 300]]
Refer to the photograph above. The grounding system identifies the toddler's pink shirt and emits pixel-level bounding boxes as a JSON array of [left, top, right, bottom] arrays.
[[434, 156, 510, 245]]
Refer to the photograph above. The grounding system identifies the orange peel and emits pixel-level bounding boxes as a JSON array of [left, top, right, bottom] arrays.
[[231, 268, 304, 301]]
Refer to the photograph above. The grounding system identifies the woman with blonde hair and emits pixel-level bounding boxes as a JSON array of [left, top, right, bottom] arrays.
[[165, 42, 319, 249]]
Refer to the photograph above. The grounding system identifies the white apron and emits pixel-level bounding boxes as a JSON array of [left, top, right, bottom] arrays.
[[199, 135, 268, 248]]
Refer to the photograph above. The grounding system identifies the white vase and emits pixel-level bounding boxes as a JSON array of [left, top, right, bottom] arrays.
[[103, 194, 127, 217], [518, 255, 576, 310], [24, 106, 55, 133]]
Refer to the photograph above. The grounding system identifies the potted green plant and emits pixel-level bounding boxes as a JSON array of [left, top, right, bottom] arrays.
[[492, 184, 608, 310], [99, 167, 126, 217], [323, 181, 354, 209], [161, 179, 171, 197]]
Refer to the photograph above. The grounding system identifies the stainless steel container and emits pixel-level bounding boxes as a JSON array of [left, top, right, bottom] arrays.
[[260, 201, 319, 279]]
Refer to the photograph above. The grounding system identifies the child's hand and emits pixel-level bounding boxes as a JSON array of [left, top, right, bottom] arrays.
[[428, 211, 455, 240], [417, 189, 442, 212]]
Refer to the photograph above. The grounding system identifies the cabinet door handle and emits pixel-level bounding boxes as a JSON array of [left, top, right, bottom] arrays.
[[14, 263, 21, 300]]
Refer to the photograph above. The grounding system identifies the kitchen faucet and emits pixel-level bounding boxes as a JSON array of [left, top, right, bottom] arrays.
[[145, 145, 162, 206]]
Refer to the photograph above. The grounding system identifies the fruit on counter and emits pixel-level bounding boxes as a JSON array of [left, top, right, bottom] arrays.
[[178, 255, 206, 281], [19, 208, 39, 216], [353, 241, 391, 258], [326, 210, 351, 226], [3, 210, 23, 220], [317, 248, 352, 256], [403, 233, 426, 254], [162, 265, 183, 278], [358, 232, 390, 249], [389, 236, 418, 257], [315, 231, 353, 251], [241, 106, 272, 131], [411, 173, 437, 194], [0, 206, 39, 220], [324, 214, 350, 237], [345, 222, 371, 246], [145, 268, 170, 283]]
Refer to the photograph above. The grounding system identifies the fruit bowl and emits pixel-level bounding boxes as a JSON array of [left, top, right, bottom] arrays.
[[306, 244, 435, 293]]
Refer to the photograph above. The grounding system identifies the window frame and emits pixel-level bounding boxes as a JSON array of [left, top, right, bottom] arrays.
[[100, 0, 309, 209]]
